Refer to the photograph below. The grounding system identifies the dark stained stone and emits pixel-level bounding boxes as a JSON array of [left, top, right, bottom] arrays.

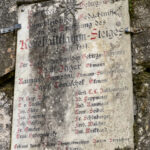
[[131, 0, 150, 149]]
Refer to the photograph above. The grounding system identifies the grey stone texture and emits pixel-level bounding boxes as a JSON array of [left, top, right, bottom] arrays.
[[0, 0, 17, 149], [0, 71, 14, 150], [0, 0, 149, 149], [131, 0, 150, 149], [0, 91, 13, 150], [0, 0, 17, 77]]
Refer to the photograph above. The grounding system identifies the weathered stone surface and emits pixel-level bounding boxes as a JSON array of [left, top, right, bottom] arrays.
[[11, 1, 134, 150], [0, 82, 13, 150], [0, 0, 17, 77], [133, 72, 150, 150], [0, 1, 16, 149], [0, 70, 14, 150], [131, 0, 150, 29], [0, 33, 16, 77], [0, 0, 17, 28], [131, 0, 150, 149], [0, 1, 17, 150]]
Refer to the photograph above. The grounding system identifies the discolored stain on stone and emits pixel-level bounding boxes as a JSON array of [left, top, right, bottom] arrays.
[[27, 1, 81, 146], [17, 0, 52, 6]]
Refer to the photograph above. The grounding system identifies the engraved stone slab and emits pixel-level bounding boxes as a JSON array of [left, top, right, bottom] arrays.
[[11, 0, 134, 149]]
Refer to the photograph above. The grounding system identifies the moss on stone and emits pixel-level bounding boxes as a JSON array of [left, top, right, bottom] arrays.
[[133, 121, 139, 149], [115, 146, 133, 150], [129, 0, 134, 17], [133, 70, 150, 149]]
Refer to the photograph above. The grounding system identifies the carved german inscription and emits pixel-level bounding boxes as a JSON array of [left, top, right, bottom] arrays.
[[11, 0, 134, 149]]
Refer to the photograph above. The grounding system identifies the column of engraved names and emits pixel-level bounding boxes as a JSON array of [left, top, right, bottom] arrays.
[[15, 9, 32, 143], [12, 8, 46, 149], [71, 0, 127, 137], [74, 53, 109, 135]]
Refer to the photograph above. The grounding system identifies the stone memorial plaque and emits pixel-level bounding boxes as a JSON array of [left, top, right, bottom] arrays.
[[11, 0, 134, 149]]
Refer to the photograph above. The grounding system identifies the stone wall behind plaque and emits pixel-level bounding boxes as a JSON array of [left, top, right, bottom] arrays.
[[0, 0, 17, 149], [0, 0, 150, 149], [131, 0, 150, 149]]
